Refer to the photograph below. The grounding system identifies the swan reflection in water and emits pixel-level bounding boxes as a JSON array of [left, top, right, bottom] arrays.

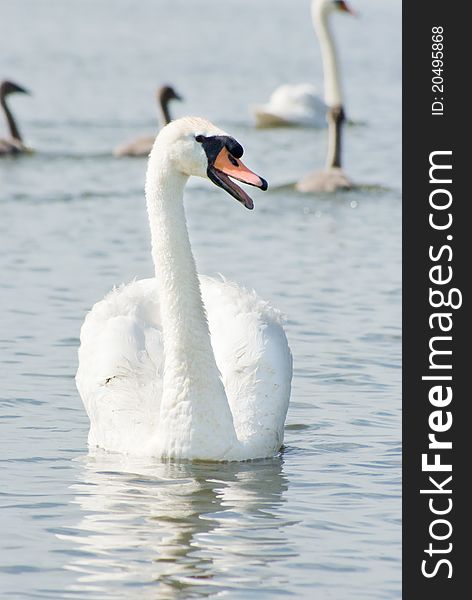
[[60, 454, 296, 598]]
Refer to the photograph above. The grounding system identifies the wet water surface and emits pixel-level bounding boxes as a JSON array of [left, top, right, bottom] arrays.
[[1, 1, 401, 598]]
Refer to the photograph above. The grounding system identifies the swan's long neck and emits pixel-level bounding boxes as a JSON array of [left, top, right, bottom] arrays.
[[313, 8, 343, 108], [313, 6, 346, 169], [1, 94, 22, 141], [159, 98, 172, 126], [326, 105, 345, 169], [145, 148, 238, 458]]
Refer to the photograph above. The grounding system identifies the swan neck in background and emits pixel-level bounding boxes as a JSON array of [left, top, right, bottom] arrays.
[[313, 8, 343, 108], [326, 105, 345, 169], [160, 98, 172, 126], [144, 149, 238, 458], [1, 95, 22, 142]]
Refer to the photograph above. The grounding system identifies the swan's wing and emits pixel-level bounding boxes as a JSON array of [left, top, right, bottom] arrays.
[[76, 278, 164, 452], [200, 276, 292, 456]]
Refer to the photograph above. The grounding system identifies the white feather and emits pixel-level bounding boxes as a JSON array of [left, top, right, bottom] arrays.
[[253, 84, 327, 128], [77, 276, 292, 459]]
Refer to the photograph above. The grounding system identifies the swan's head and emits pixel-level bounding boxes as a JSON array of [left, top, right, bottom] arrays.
[[314, 0, 356, 17], [0, 80, 29, 97], [157, 85, 182, 105], [152, 116, 268, 210]]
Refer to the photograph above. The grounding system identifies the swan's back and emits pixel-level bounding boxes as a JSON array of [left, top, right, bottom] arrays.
[[77, 277, 291, 457], [0, 138, 25, 156], [113, 135, 156, 157], [254, 84, 326, 128]]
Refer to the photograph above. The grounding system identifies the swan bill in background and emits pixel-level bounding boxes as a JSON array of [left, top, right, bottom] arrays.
[[334, 0, 356, 15], [197, 134, 268, 210]]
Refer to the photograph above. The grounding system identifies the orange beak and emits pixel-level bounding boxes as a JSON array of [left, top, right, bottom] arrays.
[[209, 147, 268, 210], [338, 1, 356, 16]]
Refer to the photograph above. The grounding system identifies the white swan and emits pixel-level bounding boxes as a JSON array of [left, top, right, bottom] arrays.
[[76, 117, 292, 461], [113, 85, 182, 157], [252, 0, 354, 129], [296, 0, 355, 192]]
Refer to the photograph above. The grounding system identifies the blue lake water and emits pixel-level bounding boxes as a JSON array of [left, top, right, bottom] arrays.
[[0, 0, 401, 598]]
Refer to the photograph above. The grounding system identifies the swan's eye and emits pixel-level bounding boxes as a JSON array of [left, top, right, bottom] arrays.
[[195, 135, 206, 143]]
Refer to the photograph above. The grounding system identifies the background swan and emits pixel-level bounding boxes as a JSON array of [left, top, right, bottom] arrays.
[[77, 116, 292, 461], [0, 79, 30, 156], [252, 0, 354, 129], [296, 0, 355, 192], [113, 85, 182, 157], [253, 83, 327, 129]]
